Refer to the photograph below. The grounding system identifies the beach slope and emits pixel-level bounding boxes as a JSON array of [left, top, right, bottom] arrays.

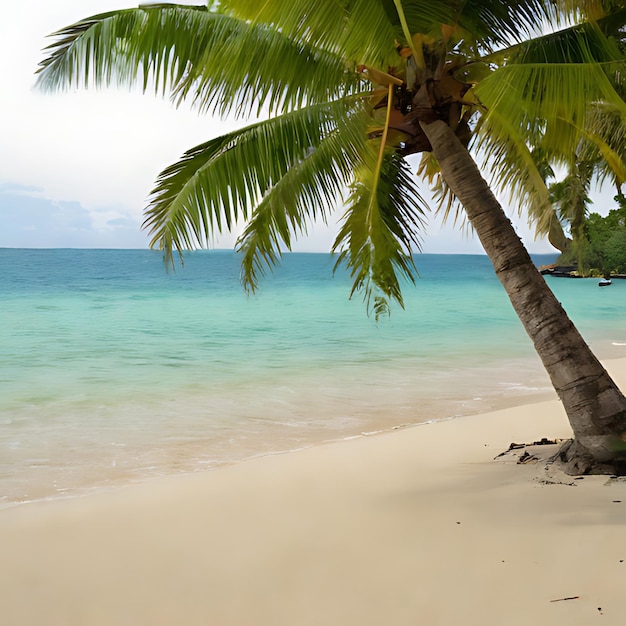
[[2, 360, 626, 626]]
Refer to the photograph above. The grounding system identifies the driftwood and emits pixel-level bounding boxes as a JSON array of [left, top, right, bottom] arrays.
[[494, 438, 559, 460]]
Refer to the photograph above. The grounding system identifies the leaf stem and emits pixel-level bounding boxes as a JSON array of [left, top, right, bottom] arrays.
[[393, 0, 422, 66], [372, 83, 394, 200]]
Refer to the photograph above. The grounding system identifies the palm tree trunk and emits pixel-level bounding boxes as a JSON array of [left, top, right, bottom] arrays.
[[420, 120, 626, 474]]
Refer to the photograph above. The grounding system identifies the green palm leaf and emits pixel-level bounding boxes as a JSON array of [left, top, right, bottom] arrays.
[[143, 97, 367, 266], [455, 0, 554, 48], [237, 102, 371, 291], [579, 103, 626, 187], [36, 4, 359, 117], [333, 148, 427, 319], [471, 20, 626, 231], [222, 0, 412, 65]]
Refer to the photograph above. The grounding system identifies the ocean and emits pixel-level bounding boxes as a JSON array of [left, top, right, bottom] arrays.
[[2, 248, 626, 507]]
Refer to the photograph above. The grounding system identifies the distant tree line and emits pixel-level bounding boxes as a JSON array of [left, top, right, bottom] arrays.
[[556, 195, 626, 277]]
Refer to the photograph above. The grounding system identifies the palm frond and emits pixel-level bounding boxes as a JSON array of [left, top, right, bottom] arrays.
[[510, 17, 625, 64], [384, 1, 457, 38], [477, 15, 626, 129], [224, 0, 396, 66], [580, 103, 626, 187], [223, 0, 458, 65], [332, 149, 427, 319], [476, 60, 626, 161], [472, 107, 554, 236], [416, 152, 462, 225], [556, 0, 617, 22], [582, 131, 626, 186], [36, 4, 360, 117], [142, 97, 366, 266], [473, 17, 626, 229], [595, 6, 626, 47], [456, 0, 555, 49], [223, 0, 395, 66], [236, 102, 371, 291], [549, 165, 592, 235], [476, 6, 626, 74]]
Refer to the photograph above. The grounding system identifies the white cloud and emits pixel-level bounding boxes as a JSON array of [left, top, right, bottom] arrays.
[[0, 1, 247, 248], [0, 182, 146, 247]]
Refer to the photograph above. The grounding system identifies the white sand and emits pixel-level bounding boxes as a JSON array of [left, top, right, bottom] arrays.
[[2, 359, 626, 626]]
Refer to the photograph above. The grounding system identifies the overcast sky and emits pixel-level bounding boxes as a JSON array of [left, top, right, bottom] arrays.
[[0, 1, 615, 254]]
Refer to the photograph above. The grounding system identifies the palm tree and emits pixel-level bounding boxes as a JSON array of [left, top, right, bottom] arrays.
[[547, 160, 592, 273], [36, 1, 626, 474], [546, 97, 626, 275]]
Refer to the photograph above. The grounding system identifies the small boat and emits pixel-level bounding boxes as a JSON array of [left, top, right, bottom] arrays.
[[599, 279, 612, 287]]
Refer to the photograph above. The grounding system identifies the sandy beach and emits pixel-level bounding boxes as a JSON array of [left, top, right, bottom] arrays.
[[2, 359, 626, 625]]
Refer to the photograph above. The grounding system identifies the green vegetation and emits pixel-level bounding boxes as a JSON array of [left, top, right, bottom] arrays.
[[556, 196, 626, 277]]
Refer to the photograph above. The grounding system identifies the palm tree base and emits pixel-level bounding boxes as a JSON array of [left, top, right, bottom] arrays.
[[555, 439, 626, 475]]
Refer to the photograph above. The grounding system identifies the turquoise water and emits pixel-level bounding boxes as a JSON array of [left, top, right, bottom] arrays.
[[2, 249, 626, 505]]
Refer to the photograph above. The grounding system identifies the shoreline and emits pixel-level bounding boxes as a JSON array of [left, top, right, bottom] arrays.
[[3, 352, 624, 511], [1, 364, 558, 511], [2, 358, 626, 624]]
